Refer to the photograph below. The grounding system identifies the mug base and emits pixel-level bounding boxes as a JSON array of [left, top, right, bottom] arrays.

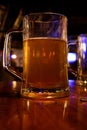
[[20, 87, 70, 99]]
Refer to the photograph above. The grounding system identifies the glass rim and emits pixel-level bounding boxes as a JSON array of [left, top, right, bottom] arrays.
[[24, 12, 68, 22]]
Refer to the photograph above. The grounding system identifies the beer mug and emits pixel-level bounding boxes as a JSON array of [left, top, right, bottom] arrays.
[[3, 12, 70, 99]]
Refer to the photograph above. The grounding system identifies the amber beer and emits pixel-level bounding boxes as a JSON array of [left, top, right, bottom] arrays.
[[23, 38, 68, 89]]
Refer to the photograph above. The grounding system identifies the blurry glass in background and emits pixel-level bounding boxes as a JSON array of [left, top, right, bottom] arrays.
[[68, 34, 87, 84], [76, 34, 87, 86]]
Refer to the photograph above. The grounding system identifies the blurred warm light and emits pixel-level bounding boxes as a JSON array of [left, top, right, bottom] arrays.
[[12, 81, 17, 90], [27, 100, 30, 109], [84, 87, 87, 92], [63, 100, 68, 118]]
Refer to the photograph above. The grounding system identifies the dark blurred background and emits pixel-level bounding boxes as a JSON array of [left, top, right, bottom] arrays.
[[0, 0, 86, 80]]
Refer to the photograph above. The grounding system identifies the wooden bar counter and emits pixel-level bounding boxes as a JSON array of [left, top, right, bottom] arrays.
[[0, 80, 87, 130]]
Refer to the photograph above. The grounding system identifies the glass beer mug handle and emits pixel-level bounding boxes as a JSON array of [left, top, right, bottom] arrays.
[[3, 31, 23, 81]]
